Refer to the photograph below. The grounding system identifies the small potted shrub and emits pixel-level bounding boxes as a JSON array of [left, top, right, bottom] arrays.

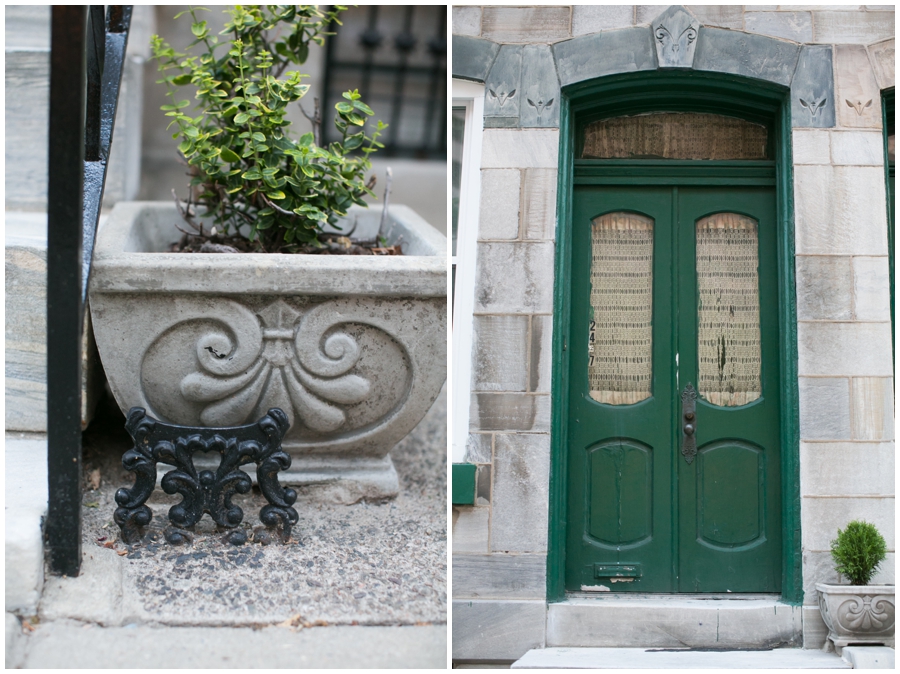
[[816, 520, 895, 653], [89, 6, 446, 503]]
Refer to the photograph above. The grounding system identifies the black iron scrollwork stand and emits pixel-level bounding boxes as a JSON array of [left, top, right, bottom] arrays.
[[114, 407, 298, 546]]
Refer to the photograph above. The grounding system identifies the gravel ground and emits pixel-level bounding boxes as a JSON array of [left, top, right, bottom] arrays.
[[75, 386, 447, 627]]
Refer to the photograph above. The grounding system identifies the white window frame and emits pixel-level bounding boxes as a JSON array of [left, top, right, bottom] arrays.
[[451, 78, 484, 464]]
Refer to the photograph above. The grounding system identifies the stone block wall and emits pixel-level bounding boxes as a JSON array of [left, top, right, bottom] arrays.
[[5, 6, 152, 432], [453, 4, 894, 661]]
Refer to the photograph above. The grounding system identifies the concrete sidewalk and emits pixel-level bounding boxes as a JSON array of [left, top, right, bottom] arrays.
[[8, 619, 446, 669], [6, 386, 447, 668]]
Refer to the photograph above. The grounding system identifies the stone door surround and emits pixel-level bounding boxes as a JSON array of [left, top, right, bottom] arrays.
[[453, 4, 836, 130]]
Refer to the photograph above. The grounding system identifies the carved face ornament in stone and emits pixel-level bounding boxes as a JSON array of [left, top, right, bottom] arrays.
[[488, 87, 516, 109], [846, 98, 873, 116], [651, 7, 700, 69], [799, 96, 827, 118], [527, 96, 554, 124], [655, 24, 696, 56]]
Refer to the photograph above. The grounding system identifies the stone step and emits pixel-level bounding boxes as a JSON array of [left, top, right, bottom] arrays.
[[547, 596, 812, 650], [511, 647, 851, 669]]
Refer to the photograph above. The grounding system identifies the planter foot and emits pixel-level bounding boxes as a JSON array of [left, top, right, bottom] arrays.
[[116, 407, 297, 544]]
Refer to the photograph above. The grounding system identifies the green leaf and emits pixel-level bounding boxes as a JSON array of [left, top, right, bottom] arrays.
[[343, 133, 364, 151], [352, 100, 374, 115], [172, 74, 192, 86], [191, 20, 208, 37], [295, 43, 309, 65], [300, 165, 316, 178], [233, 112, 251, 124], [335, 101, 354, 114], [251, 132, 266, 143], [347, 112, 365, 126], [298, 132, 314, 147], [267, 190, 286, 200], [219, 147, 241, 163], [178, 140, 193, 153], [242, 168, 262, 180]]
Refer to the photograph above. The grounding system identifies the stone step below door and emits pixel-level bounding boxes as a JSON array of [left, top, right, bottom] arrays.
[[546, 598, 806, 650]]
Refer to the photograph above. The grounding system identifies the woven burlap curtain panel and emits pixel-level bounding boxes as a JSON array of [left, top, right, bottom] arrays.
[[696, 213, 762, 407], [588, 213, 654, 405], [582, 113, 768, 160]]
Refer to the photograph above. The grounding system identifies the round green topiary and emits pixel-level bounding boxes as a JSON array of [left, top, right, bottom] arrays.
[[830, 520, 887, 586]]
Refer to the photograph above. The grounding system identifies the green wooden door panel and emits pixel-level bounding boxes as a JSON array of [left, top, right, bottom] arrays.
[[566, 185, 781, 594], [696, 442, 763, 547], [567, 187, 675, 593], [588, 440, 653, 546]]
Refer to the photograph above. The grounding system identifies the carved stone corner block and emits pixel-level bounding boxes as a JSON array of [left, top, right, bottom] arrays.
[[693, 27, 800, 89], [452, 35, 500, 83], [485, 44, 522, 125], [520, 44, 559, 128], [835, 44, 882, 129], [89, 202, 447, 504], [791, 45, 835, 129], [651, 5, 699, 69], [867, 38, 895, 91]]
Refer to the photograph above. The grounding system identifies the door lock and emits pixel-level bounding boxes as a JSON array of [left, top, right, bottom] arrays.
[[681, 383, 697, 464]]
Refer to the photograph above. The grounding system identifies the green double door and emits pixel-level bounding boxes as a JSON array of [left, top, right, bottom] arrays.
[[565, 185, 782, 593]]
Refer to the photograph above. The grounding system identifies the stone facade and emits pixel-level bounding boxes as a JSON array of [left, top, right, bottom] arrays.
[[452, 4, 894, 663], [5, 5, 151, 432]]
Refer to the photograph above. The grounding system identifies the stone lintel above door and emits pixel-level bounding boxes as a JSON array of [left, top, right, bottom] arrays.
[[452, 5, 854, 130]]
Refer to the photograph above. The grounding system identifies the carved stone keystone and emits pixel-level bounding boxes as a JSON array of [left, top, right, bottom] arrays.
[[651, 6, 699, 69], [89, 202, 447, 504]]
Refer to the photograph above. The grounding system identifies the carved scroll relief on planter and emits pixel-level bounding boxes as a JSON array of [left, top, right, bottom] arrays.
[[588, 212, 654, 405], [139, 298, 413, 443], [651, 6, 699, 69], [696, 213, 762, 407]]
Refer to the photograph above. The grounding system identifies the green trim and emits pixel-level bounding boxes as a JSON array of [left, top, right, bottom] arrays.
[[882, 89, 895, 375], [452, 463, 477, 505], [574, 160, 776, 186], [547, 69, 802, 605], [775, 92, 802, 606], [547, 92, 575, 603]]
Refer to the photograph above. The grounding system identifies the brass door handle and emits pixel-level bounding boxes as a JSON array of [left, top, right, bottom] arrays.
[[681, 383, 697, 464]]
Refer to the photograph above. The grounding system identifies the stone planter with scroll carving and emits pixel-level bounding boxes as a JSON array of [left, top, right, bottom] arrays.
[[816, 582, 895, 654], [89, 201, 446, 503]]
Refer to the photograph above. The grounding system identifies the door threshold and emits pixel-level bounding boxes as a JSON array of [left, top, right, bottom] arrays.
[[565, 592, 782, 601]]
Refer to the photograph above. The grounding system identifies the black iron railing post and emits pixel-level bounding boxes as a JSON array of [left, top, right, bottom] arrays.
[[46, 5, 88, 577], [46, 5, 132, 577]]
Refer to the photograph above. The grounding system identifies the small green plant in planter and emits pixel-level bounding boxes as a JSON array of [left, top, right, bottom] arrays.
[[151, 5, 388, 253], [816, 520, 894, 654], [830, 520, 887, 585]]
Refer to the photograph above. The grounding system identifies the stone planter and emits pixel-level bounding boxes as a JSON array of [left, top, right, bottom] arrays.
[[816, 582, 895, 653], [89, 201, 446, 503]]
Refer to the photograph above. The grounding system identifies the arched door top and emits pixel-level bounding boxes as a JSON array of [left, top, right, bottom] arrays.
[[452, 4, 835, 130]]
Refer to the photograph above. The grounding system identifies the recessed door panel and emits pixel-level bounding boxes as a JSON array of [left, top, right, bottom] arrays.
[[588, 439, 653, 547], [696, 441, 763, 549]]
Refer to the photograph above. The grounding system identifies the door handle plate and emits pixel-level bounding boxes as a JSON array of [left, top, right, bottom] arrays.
[[681, 383, 697, 464]]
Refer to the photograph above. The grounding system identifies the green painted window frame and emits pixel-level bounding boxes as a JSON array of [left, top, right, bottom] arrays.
[[547, 70, 802, 605], [452, 463, 477, 505]]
